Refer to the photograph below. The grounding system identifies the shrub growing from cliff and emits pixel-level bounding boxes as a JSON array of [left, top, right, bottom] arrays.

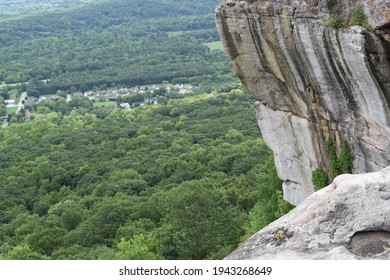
[[326, 0, 343, 29], [326, 140, 341, 178], [313, 139, 355, 190], [327, 139, 355, 177], [312, 168, 329, 191], [339, 140, 354, 174], [326, 1, 368, 29], [326, 0, 338, 7], [329, 15, 344, 29], [349, 5, 366, 27]]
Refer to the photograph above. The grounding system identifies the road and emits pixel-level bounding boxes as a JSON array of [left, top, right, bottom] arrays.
[[16, 92, 27, 113], [0, 82, 23, 88], [1, 91, 27, 128]]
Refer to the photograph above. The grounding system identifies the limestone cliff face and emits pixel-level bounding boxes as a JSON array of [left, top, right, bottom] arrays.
[[216, 0, 390, 205]]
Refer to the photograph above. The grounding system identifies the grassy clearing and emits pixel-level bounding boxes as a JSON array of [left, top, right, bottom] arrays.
[[168, 28, 217, 38], [6, 107, 17, 114], [203, 41, 224, 51], [93, 101, 117, 107], [167, 31, 184, 37]]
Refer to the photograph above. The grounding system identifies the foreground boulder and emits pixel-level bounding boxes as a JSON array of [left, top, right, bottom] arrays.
[[226, 166, 390, 260]]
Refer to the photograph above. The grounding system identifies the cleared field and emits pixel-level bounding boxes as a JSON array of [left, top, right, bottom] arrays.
[[93, 101, 117, 107], [203, 41, 224, 51], [168, 28, 217, 38], [6, 107, 17, 114], [167, 31, 184, 37]]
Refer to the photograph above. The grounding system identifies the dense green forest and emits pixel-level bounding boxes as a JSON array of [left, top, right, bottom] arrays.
[[0, 90, 293, 259], [0, 0, 236, 95], [0, 0, 89, 17]]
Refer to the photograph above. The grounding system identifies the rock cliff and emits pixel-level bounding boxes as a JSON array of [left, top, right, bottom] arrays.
[[225, 166, 390, 260], [216, 0, 390, 205]]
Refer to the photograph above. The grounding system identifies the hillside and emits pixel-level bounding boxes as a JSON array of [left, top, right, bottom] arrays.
[[0, 0, 89, 18], [0, 90, 293, 259], [0, 0, 236, 96]]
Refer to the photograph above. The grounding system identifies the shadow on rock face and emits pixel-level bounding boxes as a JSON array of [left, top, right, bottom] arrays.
[[347, 231, 390, 257]]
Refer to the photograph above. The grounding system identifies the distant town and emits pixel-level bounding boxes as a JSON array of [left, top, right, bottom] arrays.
[[5, 82, 197, 109], [1, 82, 198, 127]]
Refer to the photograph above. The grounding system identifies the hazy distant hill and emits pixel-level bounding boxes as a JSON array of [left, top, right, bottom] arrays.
[[0, 0, 233, 95], [0, 0, 90, 17]]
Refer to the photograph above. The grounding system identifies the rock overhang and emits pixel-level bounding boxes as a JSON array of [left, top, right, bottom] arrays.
[[216, 0, 390, 205]]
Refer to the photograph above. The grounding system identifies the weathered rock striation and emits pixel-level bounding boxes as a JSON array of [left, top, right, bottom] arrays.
[[216, 0, 390, 205], [226, 166, 390, 260]]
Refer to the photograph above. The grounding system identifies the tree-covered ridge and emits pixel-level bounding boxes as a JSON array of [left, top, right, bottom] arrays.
[[0, 0, 89, 18], [0, 90, 293, 259], [0, 0, 234, 94]]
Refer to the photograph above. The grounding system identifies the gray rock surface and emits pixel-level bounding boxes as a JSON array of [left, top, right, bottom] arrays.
[[216, 0, 390, 205], [225, 166, 390, 260]]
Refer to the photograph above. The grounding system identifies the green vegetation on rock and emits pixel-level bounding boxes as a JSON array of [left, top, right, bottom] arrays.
[[326, 1, 367, 29], [326, 0, 338, 7], [350, 5, 367, 27], [312, 139, 355, 191], [312, 168, 329, 191]]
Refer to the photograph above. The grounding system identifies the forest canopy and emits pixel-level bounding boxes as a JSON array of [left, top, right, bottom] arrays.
[[0, 0, 236, 94], [0, 90, 293, 259]]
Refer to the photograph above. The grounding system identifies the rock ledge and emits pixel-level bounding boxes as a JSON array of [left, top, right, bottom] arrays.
[[226, 166, 390, 260]]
